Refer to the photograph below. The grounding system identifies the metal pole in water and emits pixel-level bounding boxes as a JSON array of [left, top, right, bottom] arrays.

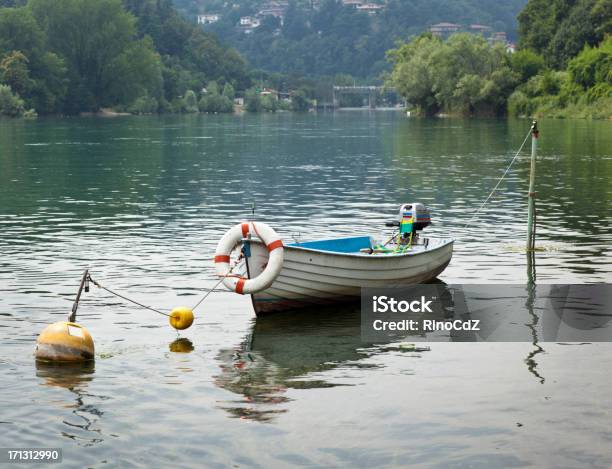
[[526, 120, 539, 251], [69, 269, 89, 323]]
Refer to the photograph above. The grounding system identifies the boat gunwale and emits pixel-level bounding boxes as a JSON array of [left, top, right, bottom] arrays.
[[252, 237, 455, 259]]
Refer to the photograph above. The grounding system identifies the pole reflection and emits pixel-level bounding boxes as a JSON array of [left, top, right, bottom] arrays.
[[525, 250, 545, 384]]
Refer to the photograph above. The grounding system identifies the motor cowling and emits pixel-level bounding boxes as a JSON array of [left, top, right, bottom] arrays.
[[398, 203, 431, 232]]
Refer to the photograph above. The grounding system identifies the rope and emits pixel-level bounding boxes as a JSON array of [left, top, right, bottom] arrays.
[[88, 275, 170, 317], [462, 128, 533, 229], [191, 265, 236, 311], [87, 258, 239, 317]]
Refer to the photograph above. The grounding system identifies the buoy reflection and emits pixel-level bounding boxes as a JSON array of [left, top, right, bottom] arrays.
[[169, 338, 194, 353]]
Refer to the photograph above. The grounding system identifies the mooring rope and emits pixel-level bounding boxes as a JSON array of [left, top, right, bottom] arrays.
[[87, 261, 238, 317], [191, 273, 231, 311], [462, 128, 533, 230], [88, 275, 170, 317]]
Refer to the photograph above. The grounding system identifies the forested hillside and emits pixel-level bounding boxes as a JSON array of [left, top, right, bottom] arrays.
[[387, 0, 611, 118], [174, 0, 527, 78], [0, 0, 250, 115], [518, 0, 610, 68], [511, 0, 611, 118]]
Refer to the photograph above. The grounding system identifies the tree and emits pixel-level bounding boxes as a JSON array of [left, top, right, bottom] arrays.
[[183, 89, 198, 112], [387, 34, 442, 115], [24, 0, 179, 113], [198, 81, 233, 112], [511, 49, 546, 82], [0, 84, 25, 116], [0, 51, 31, 96], [0, 6, 44, 56], [206, 81, 219, 95], [567, 37, 612, 90], [127, 94, 158, 114], [107, 36, 163, 105], [290, 89, 310, 111], [28, 51, 68, 113], [245, 88, 262, 112], [0, 7, 69, 114], [222, 82, 235, 101], [282, 1, 308, 41], [388, 33, 518, 116], [518, 0, 607, 68]]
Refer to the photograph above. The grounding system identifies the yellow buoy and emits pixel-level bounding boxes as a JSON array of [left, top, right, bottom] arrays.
[[169, 307, 194, 330], [35, 322, 95, 362]]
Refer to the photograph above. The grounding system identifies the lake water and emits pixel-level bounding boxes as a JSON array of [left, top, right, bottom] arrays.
[[1, 113, 611, 467]]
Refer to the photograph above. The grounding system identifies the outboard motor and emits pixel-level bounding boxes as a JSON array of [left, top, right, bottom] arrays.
[[386, 203, 431, 244], [398, 203, 431, 231]]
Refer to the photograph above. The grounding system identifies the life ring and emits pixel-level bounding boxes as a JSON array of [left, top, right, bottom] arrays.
[[214, 221, 284, 295]]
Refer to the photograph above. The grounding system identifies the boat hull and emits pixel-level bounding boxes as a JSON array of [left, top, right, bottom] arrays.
[[244, 237, 454, 315]]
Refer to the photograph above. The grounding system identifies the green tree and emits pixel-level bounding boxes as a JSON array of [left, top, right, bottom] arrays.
[[198, 92, 233, 113], [511, 49, 546, 82], [518, 0, 608, 69], [183, 89, 198, 112], [206, 81, 219, 95], [222, 82, 235, 101], [198, 81, 233, 113], [245, 87, 262, 112], [107, 36, 163, 105], [261, 94, 278, 112], [28, 0, 160, 112], [290, 89, 310, 111], [0, 0, 252, 114], [387, 34, 443, 115], [0, 50, 31, 96], [127, 94, 158, 114], [0, 83, 25, 116], [0, 6, 68, 113], [568, 37, 612, 89], [0, 6, 44, 57], [388, 33, 518, 116]]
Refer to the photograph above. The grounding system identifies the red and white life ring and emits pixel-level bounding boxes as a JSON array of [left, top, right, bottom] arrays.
[[214, 221, 284, 295]]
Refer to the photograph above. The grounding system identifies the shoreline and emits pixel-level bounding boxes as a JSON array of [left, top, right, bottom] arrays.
[[3, 107, 610, 120]]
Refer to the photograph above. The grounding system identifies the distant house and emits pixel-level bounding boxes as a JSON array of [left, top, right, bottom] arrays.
[[356, 3, 384, 14], [429, 22, 460, 37], [197, 14, 220, 25], [257, 6, 286, 26], [260, 88, 279, 100], [491, 31, 508, 42], [506, 42, 517, 54], [258, 7, 285, 19], [342, 0, 363, 7], [469, 24, 491, 35], [239, 16, 261, 28], [266, 0, 288, 7]]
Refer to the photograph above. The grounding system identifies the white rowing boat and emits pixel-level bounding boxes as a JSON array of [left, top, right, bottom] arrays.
[[217, 203, 454, 315], [242, 235, 453, 315]]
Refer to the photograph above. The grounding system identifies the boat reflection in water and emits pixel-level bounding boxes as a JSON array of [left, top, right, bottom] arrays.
[[215, 281, 611, 420], [214, 284, 456, 422], [35, 361, 104, 446], [215, 302, 369, 422]]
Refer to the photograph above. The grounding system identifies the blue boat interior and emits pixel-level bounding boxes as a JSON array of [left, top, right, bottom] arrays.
[[289, 236, 373, 253]]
